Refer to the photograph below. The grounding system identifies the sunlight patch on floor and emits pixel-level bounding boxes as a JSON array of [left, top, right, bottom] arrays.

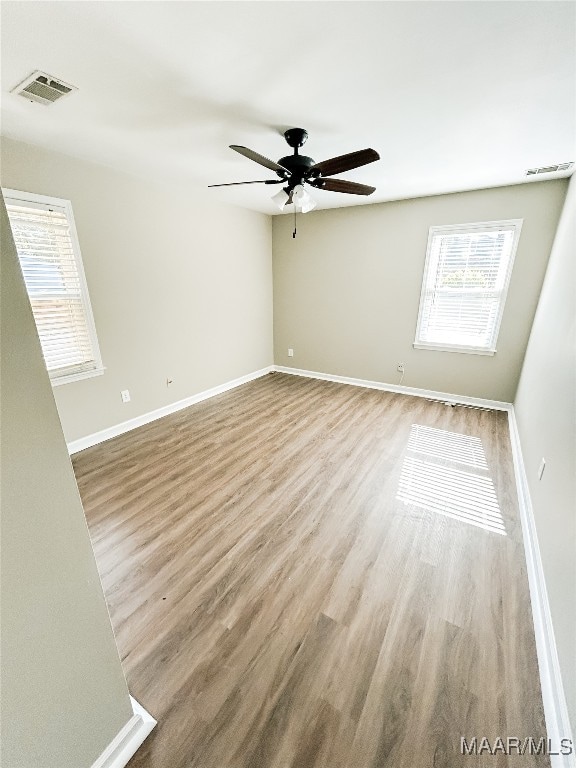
[[406, 424, 489, 469], [397, 424, 506, 535]]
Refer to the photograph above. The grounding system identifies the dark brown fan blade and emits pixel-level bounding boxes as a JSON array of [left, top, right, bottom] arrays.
[[208, 179, 284, 187], [230, 145, 290, 175], [312, 178, 376, 196], [310, 148, 379, 177]]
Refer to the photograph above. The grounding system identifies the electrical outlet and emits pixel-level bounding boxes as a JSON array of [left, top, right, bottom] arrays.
[[397, 363, 405, 373], [288, 348, 294, 357], [121, 389, 131, 403]]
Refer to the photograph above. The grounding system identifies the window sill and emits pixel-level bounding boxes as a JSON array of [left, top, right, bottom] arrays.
[[413, 343, 496, 356], [51, 366, 106, 387]]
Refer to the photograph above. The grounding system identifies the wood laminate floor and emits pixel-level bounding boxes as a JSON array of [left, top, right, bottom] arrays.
[[73, 373, 549, 768]]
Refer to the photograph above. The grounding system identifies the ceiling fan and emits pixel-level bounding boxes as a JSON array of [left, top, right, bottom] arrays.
[[209, 128, 380, 215]]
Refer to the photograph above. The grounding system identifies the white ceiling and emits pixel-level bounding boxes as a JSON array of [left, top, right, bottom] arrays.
[[1, 1, 575, 215]]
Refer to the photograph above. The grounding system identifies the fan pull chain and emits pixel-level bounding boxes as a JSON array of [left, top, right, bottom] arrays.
[[293, 207, 297, 238]]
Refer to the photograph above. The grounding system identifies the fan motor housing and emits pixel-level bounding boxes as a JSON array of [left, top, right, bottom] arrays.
[[277, 154, 316, 185]]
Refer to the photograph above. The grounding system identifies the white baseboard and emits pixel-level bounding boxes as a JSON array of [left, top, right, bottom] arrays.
[[90, 695, 156, 768], [68, 364, 507, 455], [68, 366, 273, 454], [273, 365, 512, 411], [508, 408, 575, 768]]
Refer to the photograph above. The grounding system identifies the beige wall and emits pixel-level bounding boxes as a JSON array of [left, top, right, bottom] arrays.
[[1, 193, 134, 767], [1, 137, 273, 443], [273, 181, 567, 402], [514, 176, 576, 732]]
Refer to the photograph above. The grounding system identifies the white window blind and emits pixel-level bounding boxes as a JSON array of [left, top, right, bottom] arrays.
[[414, 220, 522, 355], [4, 190, 104, 385]]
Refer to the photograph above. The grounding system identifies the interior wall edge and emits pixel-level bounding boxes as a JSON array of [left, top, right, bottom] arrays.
[[507, 407, 575, 768], [1, 190, 134, 767]]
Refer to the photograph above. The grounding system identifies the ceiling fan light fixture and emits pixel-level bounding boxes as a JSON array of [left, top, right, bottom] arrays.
[[292, 184, 317, 213], [272, 188, 290, 210], [292, 184, 306, 203], [300, 195, 317, 214]]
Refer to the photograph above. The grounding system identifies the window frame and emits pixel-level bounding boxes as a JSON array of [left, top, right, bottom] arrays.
[[413, 219, 523, 356], [3, 187, 105, 386]]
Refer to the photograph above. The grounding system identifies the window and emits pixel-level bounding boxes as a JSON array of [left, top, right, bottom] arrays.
[[414, 219, 522, 355], [4, 189, 104, 385]]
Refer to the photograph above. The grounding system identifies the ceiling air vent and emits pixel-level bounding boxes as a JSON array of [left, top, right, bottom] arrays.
[[526, 162, 573, 176], [11, 71, 77, 106]]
